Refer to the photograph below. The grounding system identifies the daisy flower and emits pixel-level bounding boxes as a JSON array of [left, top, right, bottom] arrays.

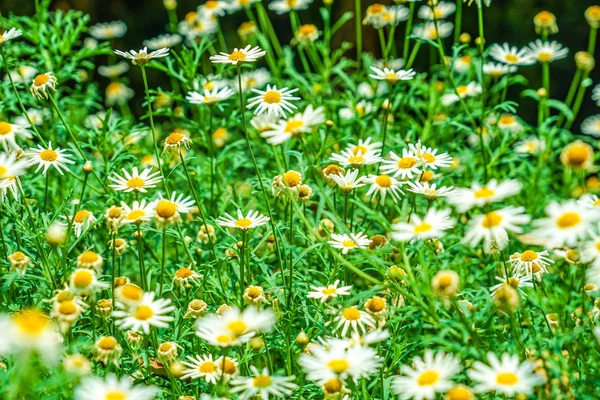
[[330, 149, 382, 168], [496, 114, 524, 132], [181, 354, 222, 384], [467, 353, 543, 396], [530, 200, 599, 248], [514, 136, 545, 155], [339, 100, 377, 119], [369, 66, 416, 84], [448, 179, 522, 212], [328, 232, 371, 254], [508, 250, 553, 277], [195, 307, 275, 347], [30, 72, 57, 99], [114, 47, 170, 66], [593, 84, 600, 106], [26, 142, 75, 175], [0, 120, 32, 150], [299, 340, 381, 384], [153, 192, 195, 226], [228, 0, 260, 11], [392, 351, 461, 400], [198, 0, 231, 18], [347, 137, 382, 156], [392, 208, 454, 242], [98, 62, 130, 78], [209, 45, 266, 65], [269, 0, 312, 14], [332, 306, 376, 336], [0, 27, 22, 46], [329, 169, 367, 193], [579, 193, 600, 209], [260, 105, 325, 145], [483, 62, 518, 78], [74, 374, 158, 400], [143, 33, 182, 50], [69, 268, 109, 295], [113, 292, 175, 334], [247, 85, 301, 118], [441, 82, 482, 106], [120, 200, 156, 225], [453, 55, 472, 73], [363, 4, 389, 28], [418, 2, 457, 20], [407, 181, 454, 201], [163, 129, 192, 153], [527, 40, 569, 63], [109, 167, 161, 193], [216, 209, 270, 230], [489, 43, 535, 66], [560, 140, 594, 170], [462, 207, 531, 253], [581, 115, 600, 138], [307, 280, 352, 302], [238, 69, 271, 92], [186, 87, 235, 106], [69, 210, 97, 238], [0, 152, 27, 180], [230, 366, 297, 400], [380, 148, 422, 179], [364, 174, 404, 203], [490, 274, 533, 296], [105, 82, 134, 106], [89, 21, 127, 40], [413, 21, 454, 40]]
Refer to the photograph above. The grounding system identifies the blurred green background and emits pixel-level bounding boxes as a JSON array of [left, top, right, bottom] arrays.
[[0, 0, 598, 128]]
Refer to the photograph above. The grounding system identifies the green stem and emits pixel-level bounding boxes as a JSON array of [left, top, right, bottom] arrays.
[[454, 0, 463, 45], [288, 199, 294, 306], [589, 27, 598, 56], [403, 2, 415, 62], [240, 230, 247, 307], [159, 226, 167, 296], [136, 225, 147, 290], [255, 2, 284, 59], [405, 40, 421, 69], [43, 171, 49, 212], [565, 70, 591, 131], [355, 0, 362, 66]]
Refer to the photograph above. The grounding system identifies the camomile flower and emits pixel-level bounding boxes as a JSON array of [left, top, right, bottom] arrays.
[[307, 280, 352, 303], [98, 62, 130, 78], [196, 307, 275, 347], [490, 274, 533, 296], [328, 232, 371, 254], [186, 87, 235, 106], [448, 179, 522, 212], [269, 0, 312, 15], [407, 181, 454, 201], [120, 200, 156, 225], [109, 167, 162, 193], [514, 137, 545, 155], [347, 137, 382, 156], [527, 40, 568, 63], [0, 120, 32, 150], [228, 0, 260, 11], [364, 174, 404, 203], [238, 69, 271, 92], [143, 33, 182, 50], [181, 354, 222, 384], [0, 308, 61, 364], [247, 85, 301, 118], [105, 82, 134, 106], [581, 115, 600, 138], [392, 351, 461, 400], [380, 148, 422, 179], [216, 209, 269, 231], [407, 142, 452, 170], [483, 62, 518, 78], [69, 268, 109, 295], [89, 21, 127, 40], [489, 43, 534, 66], [593, 84, 600, 107], [30, 72, 57, 99], [418, 2, 457, 20], [251, 113, 279, 133], [198, 0, 231, 18], [508, 250, 553, 277], [153, 192, 195, 227], [467, 353, 543, 396], [74, 374, 158, 400], [333, 306, 376, 336], [496, 114, 523, 132], [0, 27, 22, 46], [530, 200, 599, 248], [230, 366, 297, 400], [441, 82, 482, 106], [113, 292, 175, 334], [329, 169, 366, 193], [69, 210, 97, 238], [560, 140, 594, 170], [462, 207, 531, 253], [331, 149, 382, 168], [294, 24, 319, 45], [209, 45, 266, 65], [413, 21, 454, 40], [453, 55, 472, 73], [260, 105, 325, 145], [0, 152, 28, 180], [369, 66, 416, 84], [579, 193, 600, 209], [26, 142, 75, 175], [339, 100, 376, 119], [382, 6, 411, 27], [363, 4, 389, 28], [5, 65, 37, 84], [163, 129, 192, 153], [299, 340, 381, 384], [114, 47, 170, 66], [51, 297, 88, 333], [392, 208, 454, 242]]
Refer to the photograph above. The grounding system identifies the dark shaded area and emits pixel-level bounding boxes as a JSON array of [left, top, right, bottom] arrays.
[[0, 0, 598, 127]]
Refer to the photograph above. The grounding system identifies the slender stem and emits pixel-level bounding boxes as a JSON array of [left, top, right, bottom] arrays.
[[589, 27, 598, 56], [402, 2, 415, 62], [454, 0, 463, 45], [43, 171, 49, 212], [405, 40, 421, 69], [208, 110, 215, 214], [355, 0, 362, 66], [287, 199, 294, 306], [255, 2, 284, 59], [239, 230, 247, 307], [159, 226, 167, 296], [564, 69, 582, 109], [542, 61, 550, 118], [566, 71, 591, 130], [111, 233, 116, 335], [136, 225, 147, 291]]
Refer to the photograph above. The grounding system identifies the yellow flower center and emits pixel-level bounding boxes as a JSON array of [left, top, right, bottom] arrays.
[[205, 1, 218, 9], [74, 210, 91, 224], [342, 307, 361, 321], [298, 24, 317, 36], [414, 222, 432, 233], [105, 391, 126, 400], [284, 119, 304, 133], [121, 284, 143, 301], [328, 359, 350, 374], [228, 50, 247, 62], [33, 74, 50, 86], [134, 305, 154, 321], [222, 358, 237, 374], [352, 145, 368, 155], [323, 378, 343, 394], [375, 174, 393, 188], [423, 153, 436, 163], [417, 370, 439, 386], [498, 115, 515, 125], [348, 155, 365, 165], [253, 375, 273, 388], [235, 218, 253, 228], [588, 6, 600, 19], [342, 240, 357, 248], [369, 4, 385, 14], [456, 86, 469, 96], [126, 177, 145, 189], [40, 149, 58, 162], [283, 171, 302, 187], [565, 144, 590, 166], [216, 334, 232, 344], [535, 11, 554, 24], [437, 274, 454, 289], [79, 251, 99, 264], [97, 336, 117, 350], [397, 157, 417, 169], [106, 82, 123, 95], [227, 320, 248, 335], [504, 54, 519, 63], [556, 212, 581, 228], [246, 287, 262, 298], [263, 90, 282, 104], [166, 132, 183, 145], [322, 287, 337, 295], [159, 343, 173, 352], [73, 270, 94, 288], [0, 122, 12, 135], [446, 387, 473, 400], [0, 167, 7, 176], [58, 300, 78, 315], [156, 200, 178, 219], [175, 267, 194, 278], [496, 372, 519, 385], [15, 309, 49, 335], [481, 211, 503, 228], [366, 297, 385, 312], [126, 210, 146, 221], [537, 52, 553, 62], [474, 187, 495, 199], [520, 250, 538, 262], [200, 361, 216, 373]]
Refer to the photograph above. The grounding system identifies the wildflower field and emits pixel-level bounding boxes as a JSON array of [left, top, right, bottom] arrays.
[[1, 0, 600, 398]]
